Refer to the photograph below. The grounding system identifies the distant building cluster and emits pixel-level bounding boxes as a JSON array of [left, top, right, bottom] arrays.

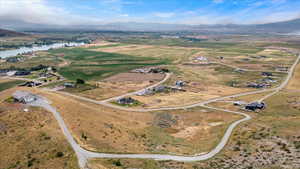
[[131, 67, 169, 74]]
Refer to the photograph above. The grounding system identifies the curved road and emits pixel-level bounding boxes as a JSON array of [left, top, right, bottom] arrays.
[[27, 54, 299, 168]]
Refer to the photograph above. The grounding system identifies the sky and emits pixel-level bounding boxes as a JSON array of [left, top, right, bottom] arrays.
[[0, 0, 300, 27]]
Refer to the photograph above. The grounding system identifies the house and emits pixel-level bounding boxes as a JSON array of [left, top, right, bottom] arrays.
[[0, 69, 9, 76], [6, 57, 22, 63], [131, 67, 169, 74], [276, 66, 289, 72], [39, 72, 56, 78], [195, 56, 208, 61], [148, 68, 169, 74], [153, 85, 168, 92], [30, 64, 48, 71], [12, 91, 38, 104], [20, 81, 42, 87], [136, 85, 168, 96], [262, 77, 277, 83], [136, 89, 154, 96], [14, 70, 31, 76], [245, 102, 266, 111], [64, 82, 75, 88], [175, 80, 185, 87], [262, 72, 273, 76], [6, 71, 17, 76], [117, 97, 136, 105], [132, 68, 147, 73], [247, 82, 270, 88]]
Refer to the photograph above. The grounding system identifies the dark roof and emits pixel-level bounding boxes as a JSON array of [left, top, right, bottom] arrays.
[[245, 102, 266, 110]]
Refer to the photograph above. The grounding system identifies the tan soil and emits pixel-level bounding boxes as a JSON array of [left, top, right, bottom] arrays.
[[103, 72, 164, 83]]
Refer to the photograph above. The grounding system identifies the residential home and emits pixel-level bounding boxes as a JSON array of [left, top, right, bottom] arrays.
[[175, 80, 185, 87], [262, 72, 273, 76], [117, 97, 136, 105], [64, 82, 75, 88], [15, 70, 31, 76], [245, 102, 266, 111], [13, 91, 37, 104]]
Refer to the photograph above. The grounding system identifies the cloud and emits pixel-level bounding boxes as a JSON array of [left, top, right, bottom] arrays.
[[0, 0, 103, 26], [153, 12, 175, 18]]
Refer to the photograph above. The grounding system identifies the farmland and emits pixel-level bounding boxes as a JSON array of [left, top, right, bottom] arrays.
[[48, 47, 170, 81]]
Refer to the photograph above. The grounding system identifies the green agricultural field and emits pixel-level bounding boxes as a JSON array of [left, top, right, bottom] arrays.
[[0, 80, 24, 92], [48, 47, 170, 81]]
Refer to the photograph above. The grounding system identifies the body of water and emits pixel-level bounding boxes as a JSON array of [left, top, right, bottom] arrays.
[[0, 42, 85, 59]]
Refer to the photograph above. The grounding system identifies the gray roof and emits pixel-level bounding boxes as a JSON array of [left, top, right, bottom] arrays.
[[13, 91, 37, 103]]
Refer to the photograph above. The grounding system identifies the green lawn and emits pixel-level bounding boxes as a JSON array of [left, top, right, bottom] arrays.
[[0, 80, 24, 92]]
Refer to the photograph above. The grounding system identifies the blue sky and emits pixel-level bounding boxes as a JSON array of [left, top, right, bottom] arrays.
[[1, 0, 300, 26]]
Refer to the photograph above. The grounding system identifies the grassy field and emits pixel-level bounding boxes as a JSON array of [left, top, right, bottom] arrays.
[[26, 88, 241, 156], [87, 91, 300, 169], [0, 80, 24, 92], [48, 47, 170, 81]]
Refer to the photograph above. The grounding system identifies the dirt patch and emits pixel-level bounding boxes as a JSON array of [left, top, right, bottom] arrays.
[[172, 125, 208, 139], [287, 62, 300, 90], [153, 112, 179, 128], [103, 73, 165, 83]]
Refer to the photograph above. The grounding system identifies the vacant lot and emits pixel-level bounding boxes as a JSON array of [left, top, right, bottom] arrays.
[[287, 61, 300, 90], [103, 72, 164, 83]]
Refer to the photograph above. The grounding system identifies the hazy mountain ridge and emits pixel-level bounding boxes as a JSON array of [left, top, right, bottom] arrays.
[[2, 18, 300, 34], [0, 28, 26, 37]]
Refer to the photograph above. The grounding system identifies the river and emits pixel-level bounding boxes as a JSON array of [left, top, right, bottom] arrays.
[[0, 42, 85, 58]]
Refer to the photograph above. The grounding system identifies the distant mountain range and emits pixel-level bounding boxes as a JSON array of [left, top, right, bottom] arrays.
[[1, 18, 300, 34], [0, 28, 26, 37], [253, 18, 300, 34]]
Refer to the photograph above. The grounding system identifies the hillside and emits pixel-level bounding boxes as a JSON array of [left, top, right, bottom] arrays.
[[0, 28, 26, 37], [255, 18, 300, 33]]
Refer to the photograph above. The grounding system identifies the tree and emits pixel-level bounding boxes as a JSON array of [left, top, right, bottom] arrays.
[[76, 79, 85, 84]]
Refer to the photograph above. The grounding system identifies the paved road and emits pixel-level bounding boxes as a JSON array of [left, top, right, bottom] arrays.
[[25, 54, 300, 168]]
